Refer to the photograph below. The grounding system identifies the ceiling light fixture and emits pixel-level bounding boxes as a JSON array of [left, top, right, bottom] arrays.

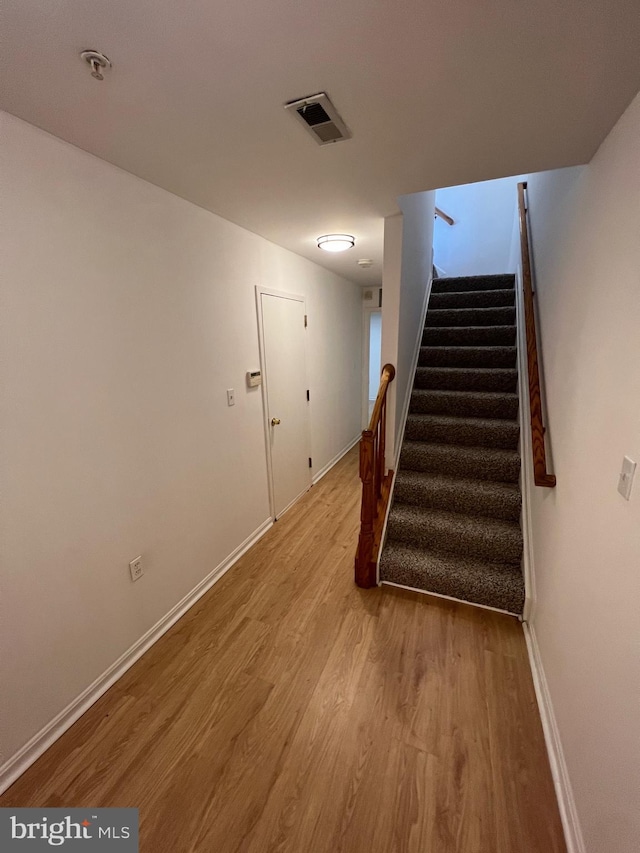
[[317, 234, 355, 253], [80, 49, 112, 81]]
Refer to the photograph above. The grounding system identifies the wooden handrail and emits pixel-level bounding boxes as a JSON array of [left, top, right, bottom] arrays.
[[355, 363, 396, 588], [517, 182, 556, 488], [435, 206, 455, 226]]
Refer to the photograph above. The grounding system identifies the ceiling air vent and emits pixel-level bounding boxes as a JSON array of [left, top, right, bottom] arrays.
[[284, 92, 352, 146]]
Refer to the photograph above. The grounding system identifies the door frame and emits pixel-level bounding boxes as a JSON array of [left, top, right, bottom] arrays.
[[255, 286, 312, 520]]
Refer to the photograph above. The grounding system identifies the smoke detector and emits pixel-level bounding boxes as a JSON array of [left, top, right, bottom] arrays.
[[357, 259, 374, 269], [285, 93, 351, 146], [80, 50, 111, 81]]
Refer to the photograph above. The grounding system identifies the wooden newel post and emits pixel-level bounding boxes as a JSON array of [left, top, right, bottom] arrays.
[[355, 430, 376, 588], [354, 363, 396, 589]]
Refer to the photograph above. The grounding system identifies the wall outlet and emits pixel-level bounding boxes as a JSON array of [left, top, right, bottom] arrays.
[[129, 556, 144, 582], [227, 388, 235, 406]]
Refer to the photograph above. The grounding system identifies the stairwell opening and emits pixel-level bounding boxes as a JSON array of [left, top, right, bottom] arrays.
[[379, 173, 530, 615]]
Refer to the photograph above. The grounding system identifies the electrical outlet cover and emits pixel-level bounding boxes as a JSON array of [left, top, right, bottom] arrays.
[[129, 556, 144, 582]]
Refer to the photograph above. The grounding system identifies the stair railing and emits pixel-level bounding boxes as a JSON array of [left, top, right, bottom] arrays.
[[517, 181, 556, 487], [435, 206, 454, 226], [355, 363, 396, 587]]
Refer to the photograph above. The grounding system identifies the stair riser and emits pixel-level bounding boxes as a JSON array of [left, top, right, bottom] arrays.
[[387, 515, 523, 564], [393, 479, 521, 522], [429, 289, 515, 309], [426, 307, 516, 327], [379, 549, 524, 613], [400, 445, 520, 483], [422, 326, 516, 347], [411, 391, 519, 420], [432, 275, 515, 293], [420, 346, 517, 368], [414, 367, 517, 393], [404, 416, 519, 449]]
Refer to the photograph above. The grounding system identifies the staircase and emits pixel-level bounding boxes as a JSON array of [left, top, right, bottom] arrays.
[[379, 274, 525, 614]]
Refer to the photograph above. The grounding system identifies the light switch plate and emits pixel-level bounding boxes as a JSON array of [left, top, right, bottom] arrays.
[[227, 388, 235, 407], [617, 456, 636, 500]]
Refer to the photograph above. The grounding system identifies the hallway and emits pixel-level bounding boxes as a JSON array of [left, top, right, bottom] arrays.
[[0, 448, 566, 852]]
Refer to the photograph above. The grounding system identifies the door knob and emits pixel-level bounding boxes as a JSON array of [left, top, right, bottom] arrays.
[[271, 417, 281, 426]]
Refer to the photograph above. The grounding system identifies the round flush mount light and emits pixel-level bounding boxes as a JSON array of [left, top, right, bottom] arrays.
[[317, 234, 355, 253]]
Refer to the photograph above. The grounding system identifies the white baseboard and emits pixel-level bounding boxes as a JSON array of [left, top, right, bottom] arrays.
[[375, 469, 397, 585], [0, 517, 273, 796], [312, 434, 360, 485], [393, 273, 434, 471], [379, 273, 433, 581], [523, 622, 586, 853], [514, 264, 536, 623]]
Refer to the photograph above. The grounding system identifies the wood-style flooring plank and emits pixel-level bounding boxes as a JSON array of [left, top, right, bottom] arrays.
[[0, 447, 566, 852]]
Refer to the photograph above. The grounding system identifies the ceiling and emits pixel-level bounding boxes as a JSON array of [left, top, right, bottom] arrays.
[[2, 0, 639, 285]]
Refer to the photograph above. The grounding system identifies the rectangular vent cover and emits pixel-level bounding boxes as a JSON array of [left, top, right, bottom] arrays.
[[285, 92, 352, 146], [296, 102, 331, 126]]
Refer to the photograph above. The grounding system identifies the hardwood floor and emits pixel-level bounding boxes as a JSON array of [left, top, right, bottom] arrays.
[[0, 447, 566, 852]]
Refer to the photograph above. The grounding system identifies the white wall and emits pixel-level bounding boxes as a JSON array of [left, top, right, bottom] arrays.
[[381, 192, 435, 466], [434, 174, 524, 277], [368, 312, 382, 400], [0, 112, 362, 778], [380, 213, 403, 464], [523, 93, 640, 853]]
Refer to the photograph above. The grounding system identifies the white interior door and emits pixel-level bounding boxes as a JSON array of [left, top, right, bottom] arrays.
[[260, 291, 311, 518]]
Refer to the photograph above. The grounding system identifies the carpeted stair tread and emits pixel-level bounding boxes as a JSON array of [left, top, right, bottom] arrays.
[[432, 274, 515, 293], [379, 544, 525, 614], [405, 413, 519, 449], [414, 366, 517, 393], [422, 325, 517, 347], [381, 271, 524, 614], [429, 288, 515, 309], [420, 345, 517, 368], [393, 470, 521, 522], [410, 388, 518, 419], [400, 440, 521, 483], [425, 306, 516, 327], [386, 504, 522, 564]]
